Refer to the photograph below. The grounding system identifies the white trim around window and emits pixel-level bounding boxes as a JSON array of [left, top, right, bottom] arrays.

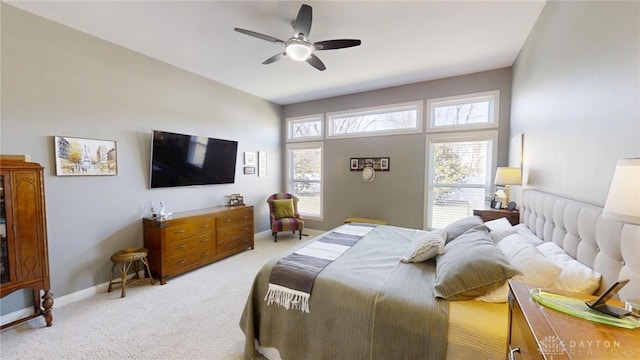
[[286, 141, 323, 220], [423, 130, 499, 229], [426, 90, 500, 133], [326, 100, 423, 139], [286, 114, 324, 142]]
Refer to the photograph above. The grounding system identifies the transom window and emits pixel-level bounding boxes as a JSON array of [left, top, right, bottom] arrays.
[[287, 114, 323, 142], [427, 90, 499, 132], [327, 101, 422, 138]]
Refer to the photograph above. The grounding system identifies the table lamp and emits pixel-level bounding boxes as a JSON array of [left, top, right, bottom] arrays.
[[593, 157, 639, 317], [494, 167, 522, 206], [603, 157, 640, 225]]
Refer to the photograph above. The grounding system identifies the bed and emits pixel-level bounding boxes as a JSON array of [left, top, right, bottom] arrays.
[[240, 190, 640, 359]]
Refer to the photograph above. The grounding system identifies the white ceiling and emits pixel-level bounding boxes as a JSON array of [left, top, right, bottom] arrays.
[[6, 1, 546, 105]]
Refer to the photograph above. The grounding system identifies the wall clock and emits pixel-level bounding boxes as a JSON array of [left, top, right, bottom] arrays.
[[362, 167, 376, 182]]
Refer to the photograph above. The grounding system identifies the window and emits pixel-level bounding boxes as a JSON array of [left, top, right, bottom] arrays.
[[327, 101, 422, 138], [286, 142, 322, 219], [425, 132, 498, 229], [287, 114, 323, 141], [188, 136, 207, 168], [427, 90, 499, 132]]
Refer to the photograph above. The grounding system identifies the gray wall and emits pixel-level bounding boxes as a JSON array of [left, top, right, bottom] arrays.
[[1, 4, 282, 310], [510, 1, 640, 206], [283, 68, 513, 230]]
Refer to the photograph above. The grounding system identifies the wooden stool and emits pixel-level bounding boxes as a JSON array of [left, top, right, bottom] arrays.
[[108, 247, 154, 298], [343, 217, 387, 225]]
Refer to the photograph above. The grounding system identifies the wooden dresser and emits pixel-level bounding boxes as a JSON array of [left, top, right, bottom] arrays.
[[508, 281, 640, 359], [143, 205, 253, 284], [0, 158, 53, 329]]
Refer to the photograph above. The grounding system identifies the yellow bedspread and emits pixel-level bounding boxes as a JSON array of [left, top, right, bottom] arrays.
[[447, 299, 509, 359]]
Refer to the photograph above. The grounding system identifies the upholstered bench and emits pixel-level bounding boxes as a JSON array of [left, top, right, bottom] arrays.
[[343, 217, 387, 225], [108, 247, 154, 298]]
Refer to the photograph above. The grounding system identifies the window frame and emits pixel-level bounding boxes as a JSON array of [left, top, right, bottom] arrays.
[[286, 114, 324, 142], [285, 141, 323, 221], [423, 130, 498, 229], [326, 100, 423, 139], [426, 90, 500, 133]]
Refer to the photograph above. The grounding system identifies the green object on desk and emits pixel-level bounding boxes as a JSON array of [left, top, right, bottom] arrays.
[[530, 289, 640, 329]]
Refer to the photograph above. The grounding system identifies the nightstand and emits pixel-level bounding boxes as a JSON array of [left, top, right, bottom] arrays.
[[507, 281, 640, 359], [473, 208, 519, 225]]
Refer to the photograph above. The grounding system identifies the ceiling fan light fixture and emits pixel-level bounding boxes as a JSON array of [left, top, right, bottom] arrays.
[[286, 39, 312, 61]]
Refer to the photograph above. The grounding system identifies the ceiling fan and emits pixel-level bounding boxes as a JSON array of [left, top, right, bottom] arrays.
[[234, 4, 361, 71]]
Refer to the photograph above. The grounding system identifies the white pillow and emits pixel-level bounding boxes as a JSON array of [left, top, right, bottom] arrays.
[[536, 242, 602, 294], [401, 229, 446, 263], [490, 228, 517, 243], [513, 224, 544, 246], [476, 233, 561, 303], [484, 217, 513, 232]]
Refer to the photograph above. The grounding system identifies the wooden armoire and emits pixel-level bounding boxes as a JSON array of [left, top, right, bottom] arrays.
[[0, 156, 53, 329]]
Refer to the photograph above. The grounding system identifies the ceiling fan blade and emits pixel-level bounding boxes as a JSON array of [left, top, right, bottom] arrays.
[[314, 39, 362, 50], [294, 4, 312, 37], [263, 52, 286, 65], [306, 54, 326, 71], [234, 28, 285, 45]]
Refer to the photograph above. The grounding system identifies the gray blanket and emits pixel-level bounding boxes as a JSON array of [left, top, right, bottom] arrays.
[[266, 224, 374, 313], [240, 225, 449, 359]]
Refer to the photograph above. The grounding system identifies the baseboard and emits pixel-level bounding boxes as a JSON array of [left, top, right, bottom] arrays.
[[2, 230, 278, 327], [255, 229, 271, 237], [0, 280, 111, 327]]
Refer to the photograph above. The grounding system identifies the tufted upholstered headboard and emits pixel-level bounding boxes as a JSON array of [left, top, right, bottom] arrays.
[[521, 190, 640, 301]]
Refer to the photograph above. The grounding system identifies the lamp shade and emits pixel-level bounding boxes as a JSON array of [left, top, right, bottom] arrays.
[[286, 39, 312, 61], [603, 157, 640, 225], [494, 167, 522, 186]]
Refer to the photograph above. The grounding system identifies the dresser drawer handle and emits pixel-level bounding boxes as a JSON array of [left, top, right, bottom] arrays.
[[224, 232, 232, 236], [200, 238, 210, 242], [174, 229, 186, 234], [200, 252, 210, 257], [509, 347, 520, 360], [176, 260, 186, 265], [200, 224, 210, 228], [241, 239, 249, 244], [242, 227, 249, 231], [175, 244, 186, 249], [223, 219, 232, 223], [224, 244, 234, 249]]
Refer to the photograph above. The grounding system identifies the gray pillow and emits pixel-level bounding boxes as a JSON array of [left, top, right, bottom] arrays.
[[434, 227, 520, 300], [443, 215, 485, 242]]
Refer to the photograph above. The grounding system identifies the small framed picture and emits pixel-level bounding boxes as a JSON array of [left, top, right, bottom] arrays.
[[350, 158, 359, 170], [258, 151, 267, 177], [243, 166, 256, 175], [492, 201, 502, 210], [380, 157, 389, 171], [244, 152, 257, 166]]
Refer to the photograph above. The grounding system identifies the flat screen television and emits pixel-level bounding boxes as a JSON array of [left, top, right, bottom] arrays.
[[150, 130, 238, 188]]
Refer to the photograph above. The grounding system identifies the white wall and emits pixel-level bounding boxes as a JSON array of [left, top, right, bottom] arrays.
[[1, 4, 282, 310], [510, 1, 640, 205]]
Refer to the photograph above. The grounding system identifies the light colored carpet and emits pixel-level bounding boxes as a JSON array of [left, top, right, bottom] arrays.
[[0, 229, 323, 360]]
